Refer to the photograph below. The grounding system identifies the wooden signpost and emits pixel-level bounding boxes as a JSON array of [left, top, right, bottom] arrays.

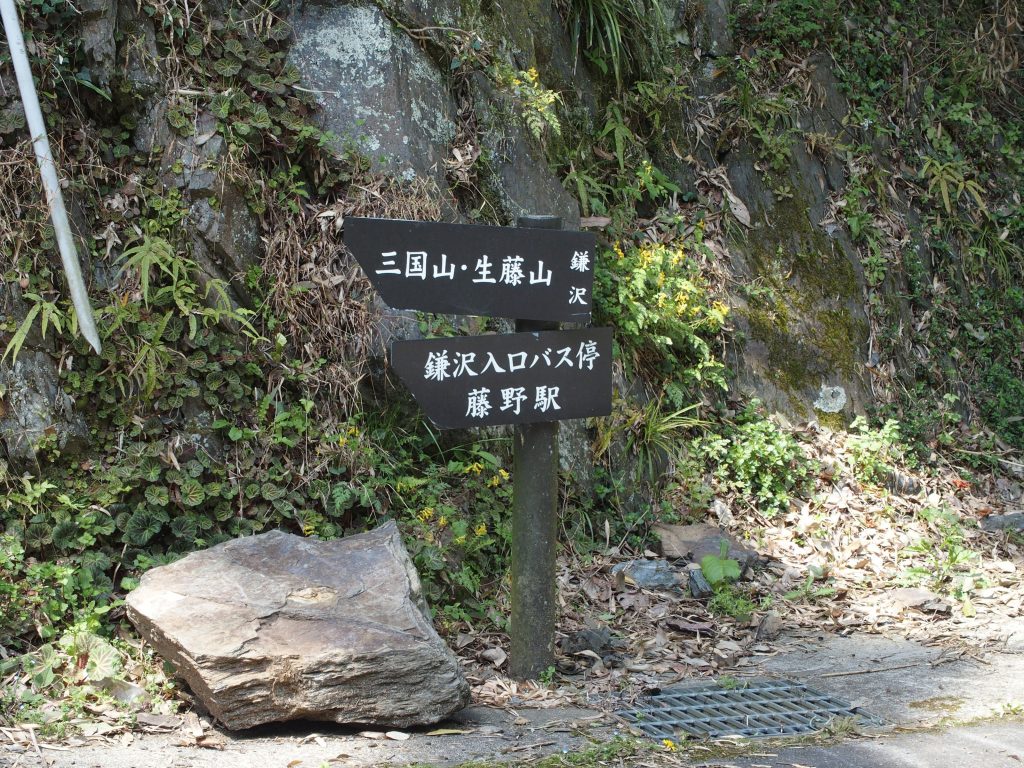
[[345, 215, 610, 679]]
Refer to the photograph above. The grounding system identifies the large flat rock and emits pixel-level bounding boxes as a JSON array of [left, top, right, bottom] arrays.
[[126, 522, 469, 730], [653, 522, 759, 571]]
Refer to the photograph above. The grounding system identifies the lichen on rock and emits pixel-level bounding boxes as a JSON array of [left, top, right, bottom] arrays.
[[286, 3, 456, 187]]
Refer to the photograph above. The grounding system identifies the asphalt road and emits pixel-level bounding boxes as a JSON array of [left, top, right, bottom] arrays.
[[695, 720, 1024, 768]]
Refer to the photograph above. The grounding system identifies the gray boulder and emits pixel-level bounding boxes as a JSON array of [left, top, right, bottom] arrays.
[[0, 351, 89, 466], [126, 522, 470, 730], [471, 74, 581, 228], [287, 3, 456, 187]]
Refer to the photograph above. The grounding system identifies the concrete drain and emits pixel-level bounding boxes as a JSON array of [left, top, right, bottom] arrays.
[[619, 679, 885, 740]]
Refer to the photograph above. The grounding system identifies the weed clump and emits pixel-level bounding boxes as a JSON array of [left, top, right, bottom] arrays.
[[697, 401, 814, 516]]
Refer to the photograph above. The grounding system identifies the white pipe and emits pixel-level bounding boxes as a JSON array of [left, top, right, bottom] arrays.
[[1, 0, 101, 353]]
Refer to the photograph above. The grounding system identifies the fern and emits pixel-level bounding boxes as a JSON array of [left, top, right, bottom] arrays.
[[3, 293, 72, 363], [120, 235, 179, 307]]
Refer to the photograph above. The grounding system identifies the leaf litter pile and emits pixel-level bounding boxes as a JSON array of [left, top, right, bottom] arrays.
[[463, 423, 1023, 710]]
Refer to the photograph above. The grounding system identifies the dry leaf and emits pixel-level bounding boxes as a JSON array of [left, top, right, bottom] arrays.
[[703, 166, 751, 227], [481, 646, 508, 668]]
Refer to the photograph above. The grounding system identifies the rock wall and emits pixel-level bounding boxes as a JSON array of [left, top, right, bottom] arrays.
[[672, 5, 873, 422], [0, 0, 882, 468]]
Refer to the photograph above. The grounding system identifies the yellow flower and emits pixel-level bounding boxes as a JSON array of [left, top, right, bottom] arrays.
[[464, 461, 484, 475], [662, 739, 677, 752], [347, 426, 360, 436], [474, 523, 487, 536], [418, 507, 435, 522], [438, 515, 448, 528], [498, 469, 510, 480], [487, 475, 500, 488], [454, 535, 467, 545]]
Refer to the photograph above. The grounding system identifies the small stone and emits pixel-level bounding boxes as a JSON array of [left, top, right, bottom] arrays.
[[713, 640, 745, 665], [755, 611, 783, 640], [875, 587, 941, 612], [610, 559, 680, 590], [559, 626, 625, 656], [921, 599, 952, 615], [689, 568, 714, 600], [981, 513, 1024, 532], [886, 471, 923, 496], [711, 499, 735, 527]]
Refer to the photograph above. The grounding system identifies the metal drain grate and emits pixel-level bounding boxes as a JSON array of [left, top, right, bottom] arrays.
[[619, 679, 885, 740]]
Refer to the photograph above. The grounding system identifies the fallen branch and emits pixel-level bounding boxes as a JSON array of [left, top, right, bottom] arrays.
[[819, 662, 922, 678]]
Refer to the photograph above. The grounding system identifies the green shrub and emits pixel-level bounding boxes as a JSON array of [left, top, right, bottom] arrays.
[[697, 401, 813, 516], [0, 534, 112, 650], [594, 239, 729, 400], [734, 0, 841, 50], [845, 417, 906, 485]]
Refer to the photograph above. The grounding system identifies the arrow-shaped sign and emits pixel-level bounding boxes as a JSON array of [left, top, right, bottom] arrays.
[[391, 327, 612, 429], [344, 217, 596, 323]]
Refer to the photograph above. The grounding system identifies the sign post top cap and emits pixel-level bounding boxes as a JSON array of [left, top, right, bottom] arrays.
[[517, 215, 562, 229]]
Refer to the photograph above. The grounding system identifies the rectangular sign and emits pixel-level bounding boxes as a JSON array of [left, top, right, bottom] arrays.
[[391, 328, 613, 429], [344, 217, 596, 322]]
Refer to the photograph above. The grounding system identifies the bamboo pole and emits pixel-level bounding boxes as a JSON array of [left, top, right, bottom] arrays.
[[1, 0, 101, 353]]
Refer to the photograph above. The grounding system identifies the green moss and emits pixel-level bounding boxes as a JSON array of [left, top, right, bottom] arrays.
[[739, 190, 866, 398], [745, 307, 827, 392], [812, 309, 868, 380], [909, 696, 965, 713], [815, 410, 846, 430]]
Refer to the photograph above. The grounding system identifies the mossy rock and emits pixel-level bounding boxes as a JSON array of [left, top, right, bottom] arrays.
[[728, 182, 870, 419]]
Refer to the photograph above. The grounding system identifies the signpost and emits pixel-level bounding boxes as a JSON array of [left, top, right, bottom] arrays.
[[345, 215, 609, 679], [390, 328, 612, 429], [344, 217, 596, 322]]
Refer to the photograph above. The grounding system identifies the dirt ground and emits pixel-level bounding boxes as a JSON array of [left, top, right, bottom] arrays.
[[4, 630, 1022, 768], [3, 425, 1023, 767]]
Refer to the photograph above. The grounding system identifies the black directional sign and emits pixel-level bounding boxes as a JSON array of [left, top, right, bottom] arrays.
[[344, 217, 596, 322], [391, 327, 612, 429]]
